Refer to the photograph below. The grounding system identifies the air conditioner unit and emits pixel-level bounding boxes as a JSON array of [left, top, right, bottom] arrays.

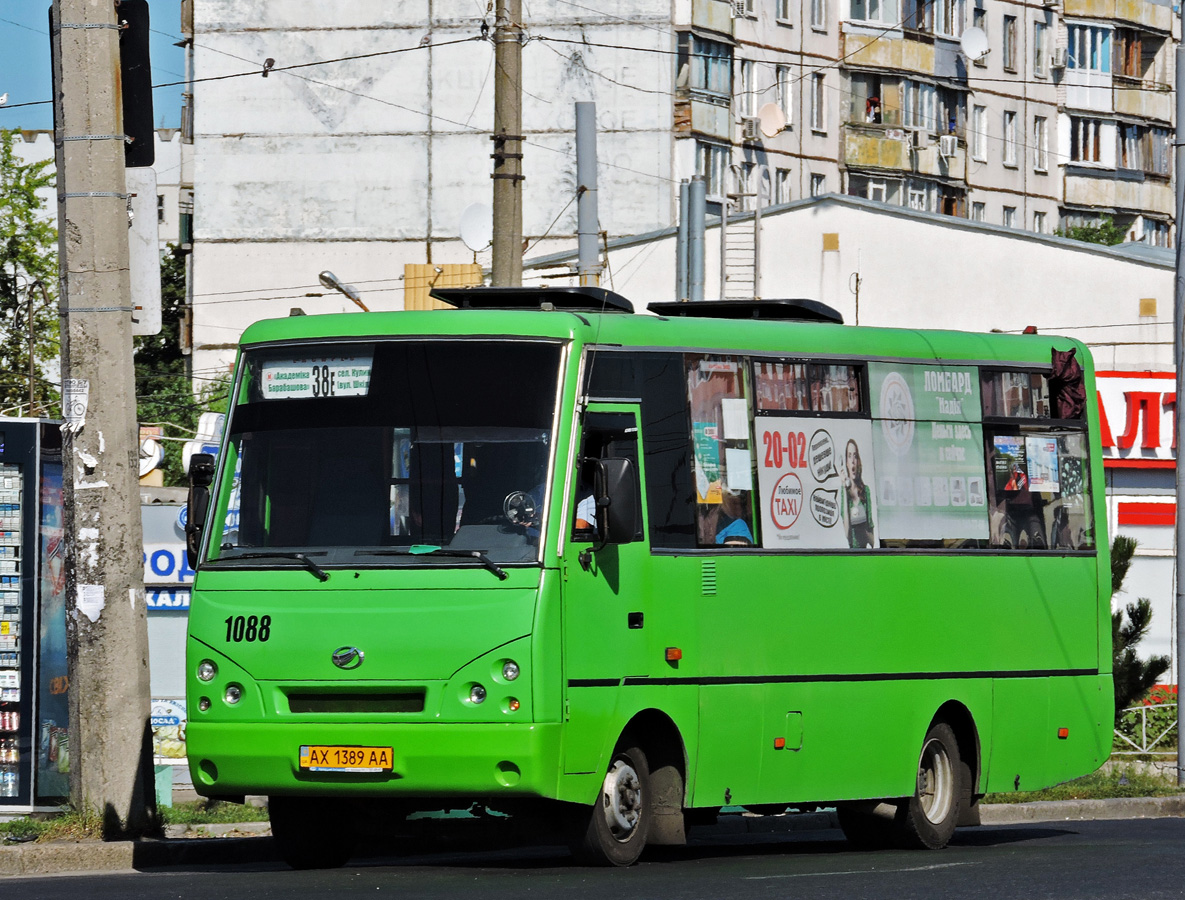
[[732, 0, 749, 16], [1042, 0, 1058, 8], [741, 116, 761, 141], [1050, 47, 1068, 69], [939, 134, 958, 158]]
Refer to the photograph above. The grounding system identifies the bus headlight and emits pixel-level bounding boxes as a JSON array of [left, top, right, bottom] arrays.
[[224, 684, 243, 705], [502, 660, 520, 682], [198, 660, 217, 682], [468, 684, 487, 704]]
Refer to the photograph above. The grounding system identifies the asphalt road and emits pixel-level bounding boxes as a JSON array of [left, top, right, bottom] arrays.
[[5, 817, 1184, 899]]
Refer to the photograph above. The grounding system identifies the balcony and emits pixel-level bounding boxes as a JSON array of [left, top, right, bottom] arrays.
[[1063, 0, 1171, 34], [841, 24, 936, 74], [691, 0, 734, 36], [843, 125, 911, 171], [1064, 168, 1172, 212], [1113, 75, 1172, 122]]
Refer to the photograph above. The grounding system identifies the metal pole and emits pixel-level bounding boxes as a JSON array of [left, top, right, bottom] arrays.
[[753, 168, 764, 301], [1173, 42, 1185, 785], [52, 0, 154, 832], [491, 0, 523, 286], [26, 285, 34, 414], [719, 195, 729, 300], [676, 181, 690, 301], [575, 102, 601, 287], [689, 177, 706, 302]]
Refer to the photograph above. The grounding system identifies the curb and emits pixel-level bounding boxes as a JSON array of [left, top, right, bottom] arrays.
[[3, 796, 1184, 877]]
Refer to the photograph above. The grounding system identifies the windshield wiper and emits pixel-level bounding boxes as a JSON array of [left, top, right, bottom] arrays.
[[212, 550, 330, 582], [363, 545, 508, 581]]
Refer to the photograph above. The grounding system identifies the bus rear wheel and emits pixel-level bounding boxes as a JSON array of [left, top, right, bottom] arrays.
[[268, 795, 357, 870], [897, 721, 962, 850], [570, 744, 652, 866]]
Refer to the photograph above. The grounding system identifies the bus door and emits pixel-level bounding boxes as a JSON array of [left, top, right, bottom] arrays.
[[561, 407, 653, 774]]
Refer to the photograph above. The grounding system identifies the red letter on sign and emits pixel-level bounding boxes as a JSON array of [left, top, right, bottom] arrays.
[[1164, 393, 1177, 451], [1116, 392, 1161, 449], [1097, 393, 1114, 448]]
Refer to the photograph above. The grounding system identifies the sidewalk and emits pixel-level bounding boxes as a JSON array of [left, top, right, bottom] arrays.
[[2, 796, 1184, 877]]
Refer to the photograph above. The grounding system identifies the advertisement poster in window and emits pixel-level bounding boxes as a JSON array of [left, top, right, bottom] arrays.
[[868, 363, 988, 541], [757, 419, 877, 549]]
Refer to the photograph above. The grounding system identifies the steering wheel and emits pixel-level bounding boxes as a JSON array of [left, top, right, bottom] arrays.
[[503, 490, 537, 527]]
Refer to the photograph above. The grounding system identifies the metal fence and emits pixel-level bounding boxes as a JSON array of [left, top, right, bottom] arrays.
[[1113, 702, 1177, 755]]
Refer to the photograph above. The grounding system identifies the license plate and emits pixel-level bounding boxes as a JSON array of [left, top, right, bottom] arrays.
[[299, 745, 393, 773]]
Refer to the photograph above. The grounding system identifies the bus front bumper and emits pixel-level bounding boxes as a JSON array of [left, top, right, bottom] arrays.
[[186, 721, 563, 799]]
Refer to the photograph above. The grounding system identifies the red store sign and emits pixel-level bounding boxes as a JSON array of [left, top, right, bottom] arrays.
[[1097, 371, 1176, 469]]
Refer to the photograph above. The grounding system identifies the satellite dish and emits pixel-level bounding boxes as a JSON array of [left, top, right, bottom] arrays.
[[959, 27, 989, 62], [757, 103, 787, 138], [459, 203, 493, 252]]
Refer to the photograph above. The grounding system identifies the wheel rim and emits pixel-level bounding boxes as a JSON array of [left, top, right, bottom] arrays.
[[599, 758, 642, 842], [916, 737, 954, 825]]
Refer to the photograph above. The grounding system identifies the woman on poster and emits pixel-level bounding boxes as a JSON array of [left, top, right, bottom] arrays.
[[841, 439, 875, 548]]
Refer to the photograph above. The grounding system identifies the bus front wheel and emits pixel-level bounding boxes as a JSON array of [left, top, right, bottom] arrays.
[[570, 744, 652, 866], [897, 721, 962, 850], [268, 795, 356, 870]]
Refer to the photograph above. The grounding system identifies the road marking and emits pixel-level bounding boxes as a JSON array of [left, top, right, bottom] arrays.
[[745, 861, 979, 880]]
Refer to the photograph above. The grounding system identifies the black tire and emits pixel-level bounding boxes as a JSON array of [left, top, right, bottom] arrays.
[[570, 745, 652, 866], [837, 800, 898, 850], [269, 795, 356, 870], [896, 721, 963, 850]]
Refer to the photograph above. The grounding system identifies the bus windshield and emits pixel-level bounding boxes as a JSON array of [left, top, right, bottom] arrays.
[[214, 339, 563, 568]]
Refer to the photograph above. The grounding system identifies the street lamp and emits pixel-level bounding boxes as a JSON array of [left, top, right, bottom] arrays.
[[318, 271, 369, 312]]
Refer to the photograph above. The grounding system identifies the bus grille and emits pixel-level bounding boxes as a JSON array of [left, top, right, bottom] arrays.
[[701, 560, 717, 595], [286, 691, 426, 714]]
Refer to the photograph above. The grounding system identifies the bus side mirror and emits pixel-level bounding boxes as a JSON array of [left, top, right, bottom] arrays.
[[186, 453, 217, 569], [596, 457, 637, 545]]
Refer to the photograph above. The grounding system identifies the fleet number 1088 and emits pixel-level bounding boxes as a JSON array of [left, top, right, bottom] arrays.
[[225, 615, 271, 643]]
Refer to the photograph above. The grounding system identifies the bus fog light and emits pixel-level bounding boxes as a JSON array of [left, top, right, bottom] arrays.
[[198, 697, 211, 712], [224, 684, 243, 705], [469, 684, 487, 704], [502, 661, 520, 682], [506, 698, 520, 712], [198, 660, 217, 682]]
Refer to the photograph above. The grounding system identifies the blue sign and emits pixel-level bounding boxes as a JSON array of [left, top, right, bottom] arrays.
[[147, 589, 190, 610]]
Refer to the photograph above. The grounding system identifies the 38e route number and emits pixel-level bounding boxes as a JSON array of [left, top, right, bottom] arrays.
[[225, 615, 271, 643], [312, 365, 335, 397]]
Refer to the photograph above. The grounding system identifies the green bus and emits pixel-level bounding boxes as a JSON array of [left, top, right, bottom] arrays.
[[184, 287, 1111, 869]]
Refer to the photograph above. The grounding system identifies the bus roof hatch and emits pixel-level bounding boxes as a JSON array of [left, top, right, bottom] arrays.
[[431, 286, 634, 314], [648, 299, 843, 324]]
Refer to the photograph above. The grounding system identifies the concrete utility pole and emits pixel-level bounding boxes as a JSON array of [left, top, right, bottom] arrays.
[[51, 0, 154, 833], [1173, 41, 1185, 786], [575, 102, 600, 287], [491, 0, 523, 286]]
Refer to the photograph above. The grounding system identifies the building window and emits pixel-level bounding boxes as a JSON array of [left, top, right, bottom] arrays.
[[971, 201, 986, 221], [1033, 116, 1048, 171], [1144, 219, 1170, 248], [737, 162, 756, 210], [1003, 111, 1017, 166], [811, 0, 827, 29], [1069, 117, 1105, 163], [810, 173, 825, 196], [1145, 126, 1170, 176], [971, 7, 987, 66], [936, 86, 965, 136], [775, 167, 792, 204], [739, 60, 757, 117], [157, 194, 166, 224], [1033, 211, 1047, 233], [1002, 16, 1017, 71], [933, 0, 964, 38], [848, 72, 883, 124], [1067, 24, 1111, 73], [1119, 123, 1141, 171], [778, 0, 793, 21], [903, 80, 937, 132], [1115, 29, 1144, 79], [696, 141, 730, 199], [1003, 206, 1016, 228], [851, 0, 885, 24], [971, 105, 987, 161], [684, 35, 733, 101], [810, 73, 826, 131], [1034, 21, 1048, 75], [776, 65, 793, 125]]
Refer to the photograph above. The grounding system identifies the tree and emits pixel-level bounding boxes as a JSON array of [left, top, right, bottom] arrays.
[[1058, 216, 1127, 247], [134, 245, 230, 485], [1111, 535, 1170, 717], [0, 129, 59, 415]]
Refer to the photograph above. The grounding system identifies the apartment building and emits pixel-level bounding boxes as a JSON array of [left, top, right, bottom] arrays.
[[712, 0, 1176, 240]]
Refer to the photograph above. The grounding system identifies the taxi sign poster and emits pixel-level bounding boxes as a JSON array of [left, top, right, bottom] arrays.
[[757, 419, 877, 549]]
